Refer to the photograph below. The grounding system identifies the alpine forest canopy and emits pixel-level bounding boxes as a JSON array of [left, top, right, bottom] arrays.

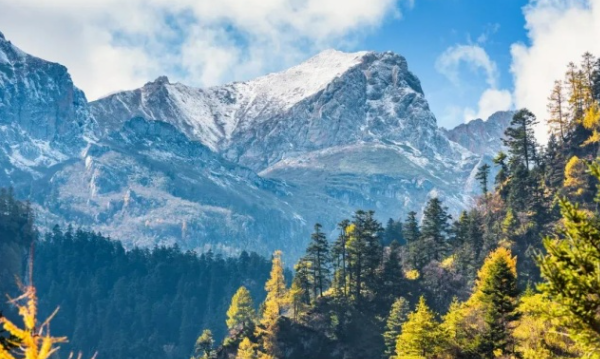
[[2, 51, 600, 359]]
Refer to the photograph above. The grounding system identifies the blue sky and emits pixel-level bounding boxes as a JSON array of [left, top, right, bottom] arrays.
[[1, 0, 598, 133]]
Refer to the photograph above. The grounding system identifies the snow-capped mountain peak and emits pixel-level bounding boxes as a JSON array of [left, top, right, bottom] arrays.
[[244, 49, 370, 109]]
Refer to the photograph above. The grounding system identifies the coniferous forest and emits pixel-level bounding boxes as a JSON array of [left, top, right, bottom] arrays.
[[2, 53, 600, 359]]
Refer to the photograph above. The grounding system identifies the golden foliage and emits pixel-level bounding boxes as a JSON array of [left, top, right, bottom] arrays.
[[582, 103, 600, 131], [513, 292, 580, 359], [236, 337, 257, 359], [0, 285, 66, 359], [404, 269, 420, 281], [395, 297, 442, 359], [564, 156, 587, 196], [440, 255, 456, 270]]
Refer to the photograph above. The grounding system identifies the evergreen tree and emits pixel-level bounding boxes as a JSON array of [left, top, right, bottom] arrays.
[[479, 255, 519, 357], [381, 240, 404, 305], [383, 297, 410, 358], [493, 152, 510, 200], [291, 257, 311, 306], [227, 287, 256, 333], [306, 223, 331, 298], [395, 296, 442, 359], [347, 210, 383, 307], [504, 108, 539, 169], [332, 219, 350, 298], [402, 212, 420, 244], [592, 58, 600, 101], [471, 248, 519, 358], [539, 161, 600, 351], [475, 163, 491, 197], [420, 197, 451, 262], [383, 219, 404, 246]]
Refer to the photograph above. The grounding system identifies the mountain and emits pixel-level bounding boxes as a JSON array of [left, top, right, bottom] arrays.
[[444, 111, 513, 157], [0, 32, 511, 259], [0, 31, 92, 185]]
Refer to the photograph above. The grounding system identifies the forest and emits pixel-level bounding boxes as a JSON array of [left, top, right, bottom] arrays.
[[0, 195, 275, 359], [2, 52, 600, 359]]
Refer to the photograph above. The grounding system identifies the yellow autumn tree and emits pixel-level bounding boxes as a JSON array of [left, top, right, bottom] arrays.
[[441, 247, 518, 357], [0, 285, 66, 359], [564, 156, 590, 200], [256, 250, 287, 357], [236, 337, 257, 359], [395, 296, 443, 359], [513, 291, 580, 359], [227, 286, 256, 333]]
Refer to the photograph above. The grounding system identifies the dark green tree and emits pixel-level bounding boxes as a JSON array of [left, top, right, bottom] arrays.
[[306, 223, 331, 298], [475, 163, 491, 197], [383, 219, 404, 246], [503, 108, 539, 169], [332, 219, 350, 298], [347, 210, 383, 307], [478, 252, 520, 357], [402, 211, 420, 244], [420, 197, 451, 262], [381, 240, 404, 306]]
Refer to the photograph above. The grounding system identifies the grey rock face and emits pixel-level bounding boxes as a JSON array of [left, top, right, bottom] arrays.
[[0, 35, 512, 260], [0, 36, 92, 187], [444, 111, 513, 157]]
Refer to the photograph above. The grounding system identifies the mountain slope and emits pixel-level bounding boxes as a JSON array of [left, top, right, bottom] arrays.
[[0, 32, 511, 259]]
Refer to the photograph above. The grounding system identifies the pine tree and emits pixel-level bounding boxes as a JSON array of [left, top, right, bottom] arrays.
[[592, 58, 600, 101], [332, 219, 350, 298], [420, 197, 451, 262], [306, 223, 331, 298], [475, 163, 491, 197], [383, 297, 410, 358], [474, 248, 519, 358], [402, 211, 420, 244], [538, 161, 600, 351], [395, 296, 442, 359], [346, 210, 383, 307], [227, 286, 256, 333], [291, 257, 311, 306], [381, 240, 404, 305], [383, 219, 404, 246], [194, 329, 215, 359], [504, 108, 539, 169], [493, 152, 510, 201]]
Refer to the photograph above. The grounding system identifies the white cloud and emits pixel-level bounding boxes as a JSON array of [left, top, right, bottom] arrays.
[[435, 43, 512, 124], [511, 0, 600, 141], [464, 89, 513, 122], [0, 0, 401, 100], [435, 44, 499, 88]]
